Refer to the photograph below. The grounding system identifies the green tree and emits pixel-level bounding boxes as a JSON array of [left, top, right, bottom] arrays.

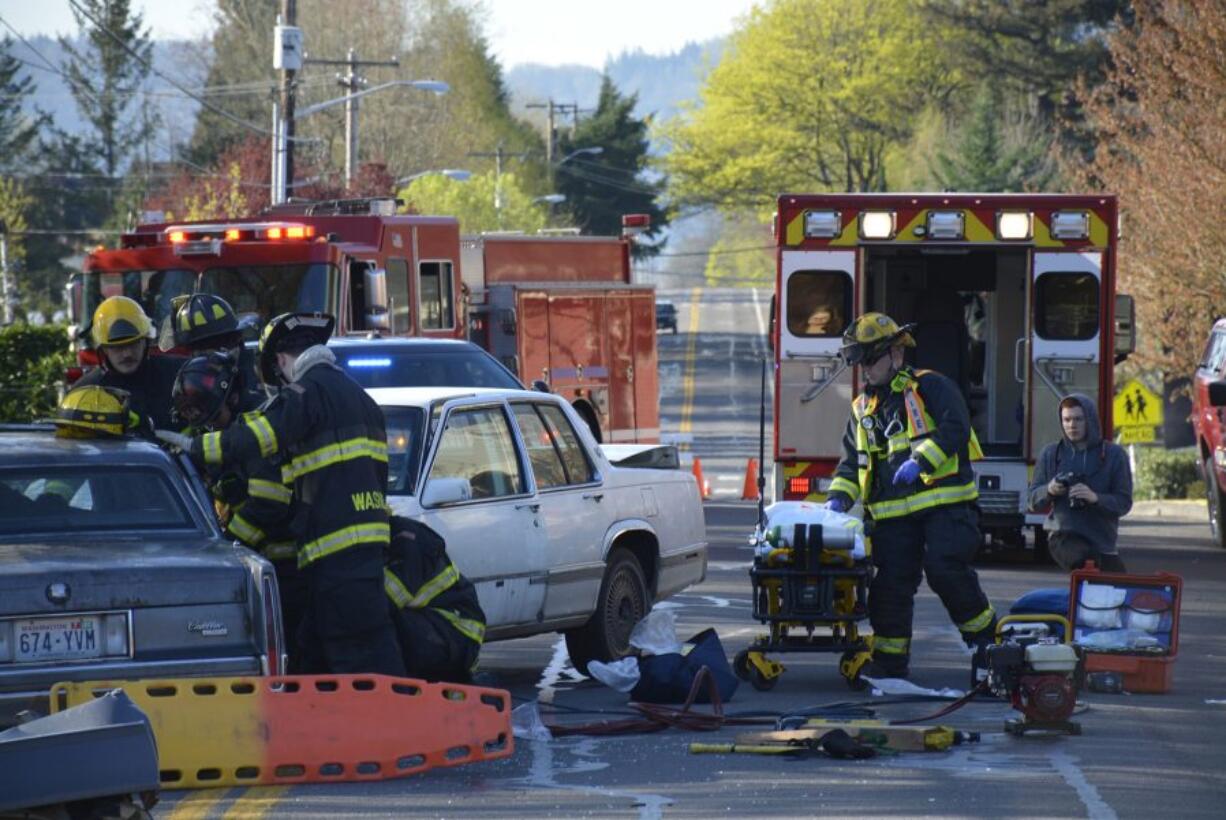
[[555, 76, 667, 255], [932, 83, 1056, 192], [662, 0, 958, 209], [59, 0, 158, 177], [701, 214, 774, 287], [183, 0, 277, 167], [399, 171, 549, 234], [0, 37, 46, 173]]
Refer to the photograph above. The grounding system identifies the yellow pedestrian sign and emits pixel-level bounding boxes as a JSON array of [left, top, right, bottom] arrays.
[[1113, 378, 1163, 444]]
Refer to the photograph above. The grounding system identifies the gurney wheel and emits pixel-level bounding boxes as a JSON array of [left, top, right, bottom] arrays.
[[733, 649, 752, 681], [748, 665, 777, 691], [840, 648, 871, 691]]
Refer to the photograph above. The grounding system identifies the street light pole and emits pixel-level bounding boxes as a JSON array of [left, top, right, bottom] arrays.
[[277, 0, 298, 200], [307, 49, 401, 189]]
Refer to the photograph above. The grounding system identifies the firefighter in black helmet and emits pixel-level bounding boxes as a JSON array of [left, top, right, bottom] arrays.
[[172, 351, 307, 649], [165, 293, 264, 412], [162, 312, 404, 676], [825, 312, 996, 680], [76, 295, 184, 431]]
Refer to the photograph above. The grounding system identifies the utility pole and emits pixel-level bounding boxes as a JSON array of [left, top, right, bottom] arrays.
[[469, 144, 535, 227], [279, 0, 298, 199], [305, 49, 400, 189], [526, 99, 590, 189]]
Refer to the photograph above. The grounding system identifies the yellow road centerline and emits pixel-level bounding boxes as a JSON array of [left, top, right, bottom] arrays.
[[678, 287, 702, 450], [163, 789, 229, 820], [222, 786, 291, 819]]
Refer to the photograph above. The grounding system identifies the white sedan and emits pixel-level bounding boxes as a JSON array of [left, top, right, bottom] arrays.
[[368, 387, 708, 671]]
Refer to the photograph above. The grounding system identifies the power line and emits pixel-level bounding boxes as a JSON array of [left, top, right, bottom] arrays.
[[654, 245, 773, 258]]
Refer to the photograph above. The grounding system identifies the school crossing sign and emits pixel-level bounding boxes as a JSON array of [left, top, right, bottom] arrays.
[[1112, 378, 1163, 444]]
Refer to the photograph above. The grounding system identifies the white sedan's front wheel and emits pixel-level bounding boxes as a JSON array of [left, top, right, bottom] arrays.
[[564, 548, 649, 674]]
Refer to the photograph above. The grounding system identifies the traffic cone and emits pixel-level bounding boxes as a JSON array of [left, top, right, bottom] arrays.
[[741, 458, 760, 501], [692, 457, 711, 499]]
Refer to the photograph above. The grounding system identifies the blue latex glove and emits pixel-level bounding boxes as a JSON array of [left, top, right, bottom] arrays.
[[892, 458, 922, 486], [825, 496, 850, 514]]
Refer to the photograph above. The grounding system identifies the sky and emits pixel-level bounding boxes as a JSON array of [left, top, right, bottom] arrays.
[[1, 0, 758, 68]]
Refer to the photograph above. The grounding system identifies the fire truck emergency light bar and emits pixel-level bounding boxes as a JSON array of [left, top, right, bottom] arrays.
[[163, 222, 318, 255]]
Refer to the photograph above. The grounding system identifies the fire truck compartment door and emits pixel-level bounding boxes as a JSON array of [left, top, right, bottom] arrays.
[[1029, 251, 1103, 455], [777, 251, 855, 460]]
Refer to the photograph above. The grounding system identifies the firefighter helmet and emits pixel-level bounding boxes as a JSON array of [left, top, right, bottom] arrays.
[[90, 296, 154, 348], [173, 352, 239, 429], [840, 312, 915, 365], [54, 385, 134, 439], [257, 312, 336, 386], [166, 293, 241, 351]]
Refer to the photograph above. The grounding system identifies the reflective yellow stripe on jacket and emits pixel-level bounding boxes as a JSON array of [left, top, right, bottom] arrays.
[[242, 412, 278, 458], [227, 512, 265, 546], [298, 521, 390, 567], [247, 478, 292, 504], [868, 480, 979, 520], [282, 437, 388, 483], [383, 565, 460, 610], [434, 607, 485, 644]]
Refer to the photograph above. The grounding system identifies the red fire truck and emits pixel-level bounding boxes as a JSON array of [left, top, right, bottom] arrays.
[[66, 199, 659, 443], [771, 192, 1135, 553], [462, 234, 659, 444]]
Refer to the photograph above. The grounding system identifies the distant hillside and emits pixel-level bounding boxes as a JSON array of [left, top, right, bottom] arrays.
[[506, 38, 724, 127], [15, 35, 207, 161]]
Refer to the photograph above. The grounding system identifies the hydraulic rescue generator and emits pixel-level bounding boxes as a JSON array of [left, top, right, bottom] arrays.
[[983, 615, 1082, 736]]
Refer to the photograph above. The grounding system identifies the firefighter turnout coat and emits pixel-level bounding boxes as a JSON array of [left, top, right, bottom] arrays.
[[191, 345, 390, 568], [828, 367, 981, 520]]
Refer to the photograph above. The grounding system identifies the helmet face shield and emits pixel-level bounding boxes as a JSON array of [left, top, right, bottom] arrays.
[[173, 353, 237, 429]]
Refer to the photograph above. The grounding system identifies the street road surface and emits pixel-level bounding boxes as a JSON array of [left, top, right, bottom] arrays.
[[154, 288, 1226, 818]]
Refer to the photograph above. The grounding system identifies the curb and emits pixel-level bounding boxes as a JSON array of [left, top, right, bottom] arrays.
[[1127, 499, 1208, 522]]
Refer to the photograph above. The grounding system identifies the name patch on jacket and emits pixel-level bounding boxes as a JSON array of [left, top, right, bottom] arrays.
[[352, 490, 386, 512]]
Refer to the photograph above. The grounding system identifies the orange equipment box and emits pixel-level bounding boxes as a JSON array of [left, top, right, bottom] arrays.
[[1068, 564, 1182, 694]]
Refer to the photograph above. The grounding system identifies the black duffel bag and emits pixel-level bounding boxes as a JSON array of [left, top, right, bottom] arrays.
[[630, 628, 739, 704]]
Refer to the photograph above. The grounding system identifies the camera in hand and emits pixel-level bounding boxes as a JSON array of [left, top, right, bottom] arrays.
[[1054, 472, 1088, 508]]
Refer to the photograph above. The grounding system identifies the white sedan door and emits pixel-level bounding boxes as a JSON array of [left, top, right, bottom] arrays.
[[418, 401, 547, 628], [509, 400, 609, 622]]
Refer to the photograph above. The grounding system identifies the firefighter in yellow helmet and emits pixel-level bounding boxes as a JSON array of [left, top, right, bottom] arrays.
[[53, 385, 139, 438], [76, 296, 184, 431], [825, 312, 995, 681]]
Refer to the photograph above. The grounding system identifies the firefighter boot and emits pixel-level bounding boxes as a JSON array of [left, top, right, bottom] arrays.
[[857, 651, 910, 682]]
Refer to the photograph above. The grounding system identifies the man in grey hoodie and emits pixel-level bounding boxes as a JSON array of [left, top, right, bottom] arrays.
[[1028, 394, 1133, 572]]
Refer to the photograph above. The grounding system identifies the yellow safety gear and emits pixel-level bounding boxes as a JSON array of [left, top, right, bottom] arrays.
[[848, 370, 982, 520], [840, 312, 915, 365], [91, 295, 154, 348], [54, 385, 135, 439]]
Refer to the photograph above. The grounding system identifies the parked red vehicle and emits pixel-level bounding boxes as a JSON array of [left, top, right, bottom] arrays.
[[66, 200, 659, 444], [1191, 318, 1226, 547]]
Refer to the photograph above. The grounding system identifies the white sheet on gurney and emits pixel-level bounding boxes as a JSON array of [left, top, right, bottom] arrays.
[[762, 501, 867, 560]]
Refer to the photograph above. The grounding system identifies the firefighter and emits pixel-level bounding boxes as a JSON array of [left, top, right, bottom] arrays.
[[824, 312, 995, 680], [164, 293, 264, 412], [76, 295, 183, 431], [53, 384, 139, 439], [171, 352, 307, 650], [385, 516, 486, 682], [159, 312, 404, 676]]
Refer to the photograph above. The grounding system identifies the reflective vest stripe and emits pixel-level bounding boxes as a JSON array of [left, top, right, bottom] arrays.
[[202, 432, 223, 467], [433, 607, 486, 644], [282, 437, 388, 483], [384, 568, 413, 609], [913, 437, 948, 471], [228, 512, 264, 546], [263, 542, 297, 561], [243, 412, 278, 458], [298, 521, 390, 567], [866, 480, 978, 520], [248, 478, 292, 504], [382, 565, 460, 610], [874, 636, 910, 655], [829, 476, 860, 501], [958, 607, 996, 635], [902, 387, 930, 436]]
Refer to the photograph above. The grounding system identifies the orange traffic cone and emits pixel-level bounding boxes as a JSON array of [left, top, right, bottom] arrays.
[[741, 458, 760, 501], [692, 457, 711, 499]]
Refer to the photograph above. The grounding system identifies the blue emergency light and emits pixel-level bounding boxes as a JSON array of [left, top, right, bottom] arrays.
[[347, 357, 393, 368]]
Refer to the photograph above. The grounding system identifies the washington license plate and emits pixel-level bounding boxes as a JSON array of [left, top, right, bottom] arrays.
[[15, 615, 103, 662]]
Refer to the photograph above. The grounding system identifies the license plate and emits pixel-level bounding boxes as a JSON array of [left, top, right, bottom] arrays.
[[15, 615, 103, 662]]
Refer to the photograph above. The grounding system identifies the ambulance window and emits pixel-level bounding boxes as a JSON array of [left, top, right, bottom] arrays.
[[386, 257, 411, 334], [419, 261, 454, 330], [786, 271, 851, 337], [1035, 273, 1099, 340]]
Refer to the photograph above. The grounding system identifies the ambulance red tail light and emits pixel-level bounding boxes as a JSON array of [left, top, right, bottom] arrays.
[[859, 211, 896, 239], [787, 476, 812, 498], [997, 211, 1033, 240]]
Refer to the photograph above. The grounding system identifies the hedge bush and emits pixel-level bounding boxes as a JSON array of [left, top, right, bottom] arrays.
[[1132, 446, 1201, 501], [0, 323, 72, 423]]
